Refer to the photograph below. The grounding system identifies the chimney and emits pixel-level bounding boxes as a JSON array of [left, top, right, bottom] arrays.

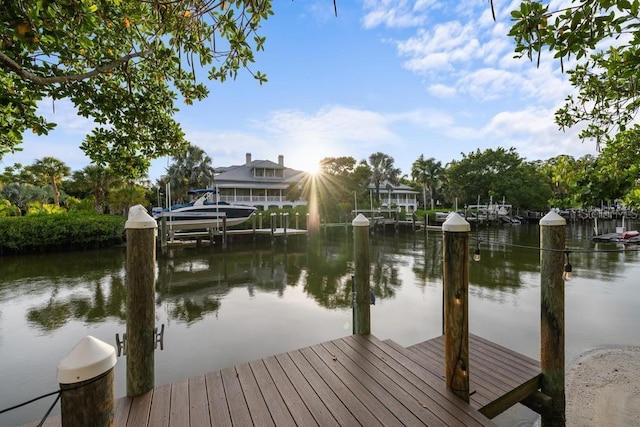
[[278, 155, 284, 166], [246, 153, 252, 165]]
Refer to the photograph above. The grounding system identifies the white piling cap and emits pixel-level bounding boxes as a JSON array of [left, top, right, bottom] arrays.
[[540, 211, 566, 226], [352, 213, 370, 227], [57, 336, 117, 384], [442, 212, 470, 232], [125, 204, 157, 229]]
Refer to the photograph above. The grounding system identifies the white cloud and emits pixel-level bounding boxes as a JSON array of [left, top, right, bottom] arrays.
[[361, 0, 438, 29], [482, 107, 598, 160], [36, 98, 96, 136], [428, 83, 456, 98]]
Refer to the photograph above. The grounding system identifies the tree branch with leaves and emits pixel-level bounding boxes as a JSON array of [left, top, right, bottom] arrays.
[[1, 0, 272, 177]]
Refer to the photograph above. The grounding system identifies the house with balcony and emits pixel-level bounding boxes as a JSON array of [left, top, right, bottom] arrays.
[[214, 153, 419, 213], [368, 181, 419, 213], [214, 153, 307, 210]]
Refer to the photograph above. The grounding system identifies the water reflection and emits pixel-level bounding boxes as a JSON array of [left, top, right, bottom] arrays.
[[4, 223, 640, 427], [26, 276, 127, 331]]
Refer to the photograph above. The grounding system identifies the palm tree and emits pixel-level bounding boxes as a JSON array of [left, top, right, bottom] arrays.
[[368, 152, 401, 203], [28, 157, 71, 206], [164, 144, 214, 203], [71, 165, 119, 213], [411, 155, 443, 210]]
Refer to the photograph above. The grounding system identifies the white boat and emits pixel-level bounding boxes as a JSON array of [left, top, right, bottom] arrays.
[[153, 189, 257, 230]]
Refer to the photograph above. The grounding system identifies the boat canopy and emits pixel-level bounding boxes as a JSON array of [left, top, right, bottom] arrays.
[[188, 188, 217, 195]]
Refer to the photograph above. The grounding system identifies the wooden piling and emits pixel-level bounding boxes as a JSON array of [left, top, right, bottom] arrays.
[[57, 336, 117, 427], [222, 216, 227, 250], [442, 213, 470, 402], [160, 216, 167, 254], [283, 213, 289, 245], [539, 211, 566, 426], [352, 214, 371, 335], [125, 205, 157, 397]]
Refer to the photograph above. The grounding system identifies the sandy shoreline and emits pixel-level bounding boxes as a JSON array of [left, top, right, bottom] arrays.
[[566, 346, 640, 426]]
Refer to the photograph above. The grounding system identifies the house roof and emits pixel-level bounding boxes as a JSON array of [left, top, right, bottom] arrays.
[[214, 159, 305, 184]]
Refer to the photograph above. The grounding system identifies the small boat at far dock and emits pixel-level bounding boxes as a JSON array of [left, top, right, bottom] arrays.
[[592, 229, 640, 244], [153, 189, 257, 230]]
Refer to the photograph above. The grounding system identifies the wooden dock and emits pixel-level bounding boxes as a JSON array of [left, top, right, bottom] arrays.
[[29, 333, 540, 426]]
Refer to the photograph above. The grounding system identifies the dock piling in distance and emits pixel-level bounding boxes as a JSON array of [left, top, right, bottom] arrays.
[[539, 211, 566, 425], [57, 336, 117, 427], [442, 212, 470, 402], [124, 205, 157, 397], [352, 214, 371, 335]]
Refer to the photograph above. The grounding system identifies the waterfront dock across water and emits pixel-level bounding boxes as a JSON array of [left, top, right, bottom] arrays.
[[25, 333, 540, 426]]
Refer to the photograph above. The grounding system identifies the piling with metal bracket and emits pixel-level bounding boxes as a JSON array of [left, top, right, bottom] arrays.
[[125, 205, 157, 397]]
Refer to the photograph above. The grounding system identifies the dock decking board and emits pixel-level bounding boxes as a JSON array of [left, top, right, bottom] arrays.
[[23, 333, 543, 426]]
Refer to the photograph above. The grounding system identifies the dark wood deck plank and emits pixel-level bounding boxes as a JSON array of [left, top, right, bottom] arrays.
[[148, 383, 171, 427], [262, 355, 318, 427], [423, 335, 540, 393], [297, 345, 387, 427], [406, 338, 515, 399], [235, 362, 275, 427], [274, 351, 340, 425], [330, 337, 454, 426], [127, 390, 152, 427], [383, 339, 495, 410], [288, 348, 370, 426], [404, 334, 542, 418], [411, 337, 522, 392], [69, 333, 540, 427], [319, 340, 425, 425], [204, 370, 232, 427], [220, 367, 253, 426], [169, 379, 189, 427], [345, 335, 491, 427], [248, 359, 296, 426], [305, 343, 405, 426], [188, 376, 211, 427], [113, 395, 132, 426]]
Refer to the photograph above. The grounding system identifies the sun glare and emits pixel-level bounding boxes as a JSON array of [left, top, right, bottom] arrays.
[[302, 158, 322, 175]]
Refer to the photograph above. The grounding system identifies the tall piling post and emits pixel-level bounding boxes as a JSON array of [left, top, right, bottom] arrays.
[[540, 211, 566, 426], [442, 213, 470, 402], [125, 205, 157, 397], [352, 214, 371, 335], [57, 336, 117, 427], [222, 216, 227, 250]]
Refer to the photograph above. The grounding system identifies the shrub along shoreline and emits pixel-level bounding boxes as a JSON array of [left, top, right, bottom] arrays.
[[0, 213, 125, 255]]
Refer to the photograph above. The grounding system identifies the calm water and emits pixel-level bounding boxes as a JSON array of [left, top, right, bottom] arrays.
[[1, 221, 640, 426]]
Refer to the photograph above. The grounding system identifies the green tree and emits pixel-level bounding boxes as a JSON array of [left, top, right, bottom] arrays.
[[27, 157, 70, 206], [367, 152, 401, 203], [541, 155, 582, 207], [108, 182, 147, 216], [508, 0, 640, 148], [1, 1, 272, 176], [411, 155, 443, 210], [574, 129, 640, 207], [0, 162, 37, 184], [0, 182, 49, 214], [66, 165, 119, 213], [163, 144, 214, 203], [445, 147, 551, 210]]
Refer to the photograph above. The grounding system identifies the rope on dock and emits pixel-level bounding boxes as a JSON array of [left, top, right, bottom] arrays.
[[0, 372, 103, 424]]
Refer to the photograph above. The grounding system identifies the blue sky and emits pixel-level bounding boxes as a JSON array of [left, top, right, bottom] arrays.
[[4, 0, 599, 180]]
